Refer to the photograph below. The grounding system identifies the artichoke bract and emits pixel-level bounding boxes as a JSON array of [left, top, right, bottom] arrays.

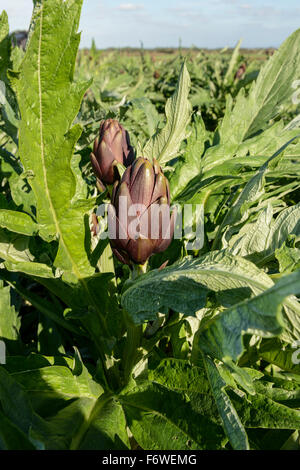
[[108, 157, 177, 265], [90, 119, 135, 190]]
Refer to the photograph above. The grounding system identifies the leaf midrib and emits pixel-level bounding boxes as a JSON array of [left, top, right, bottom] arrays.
[[36, 4, 106, 325], [69, 395, 111, 450], [159, 68, 189, 164], [127, 264, 273, 298], [37, 4, 82, 282]]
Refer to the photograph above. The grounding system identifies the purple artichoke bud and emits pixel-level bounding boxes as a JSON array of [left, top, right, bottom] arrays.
[[108, 157, 177, 265], [235, 63, 246, 80], [90, 119, 135, 188]]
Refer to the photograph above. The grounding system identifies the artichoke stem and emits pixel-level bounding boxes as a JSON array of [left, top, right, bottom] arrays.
[[123, 323, 143, 386], [123, 264, 147, 384], [131, 262, 148, 279]]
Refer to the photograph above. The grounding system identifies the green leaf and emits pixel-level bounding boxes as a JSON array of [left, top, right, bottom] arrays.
[[203, 356, 249, 450], [198, 270, 300, 362], [130, 97, 161, 137], [148, 358, 214, 402], [120, 380, 224, 450], [230, 389, 300, 430], [228, 204, 273, 259], [269, 203, 300, 254], [228, 202, 300, 269], [253, 376, 300, 408], [227, 29, 300, 139], [0, 209, 38, 236], [12, 365, 100, 398], [10, 363, 103, 420], [4, 355, 50, 375], [276, 243, 300, 274], [233, 120, 299, 160], [202, 28, 300, 172], [0, 281, 20, 344], [258, 339, 300, 375], [148, 358, 221, 423], [0, 366, 45, 441], [0, 11, 10, 83], [3, 278, 84, 335], [0, 409, 36, 450], [70, 395, 130, 450], [214, 135, 300, 249], [169, 115, 208, 200], [223, 38, 242, 85], [232, 29, 300, 139], [143, 62, 192, 166], [281, 298, 300, 345], [4, 259, 55, 278], [0, 150, 36, 216], [10, 0, 94, 283], [0, 360, 113, 450], [0, 11, 19, 141], [0, 82, 19, 135], [122, 251, 274, 324]]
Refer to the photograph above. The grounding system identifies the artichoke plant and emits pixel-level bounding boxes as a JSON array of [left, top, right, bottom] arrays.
[[108, 157, 177, 265], [90, 119, 135, 190]]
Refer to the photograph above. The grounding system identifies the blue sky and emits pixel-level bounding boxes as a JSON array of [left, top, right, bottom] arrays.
[[3, 0, 300, 49]]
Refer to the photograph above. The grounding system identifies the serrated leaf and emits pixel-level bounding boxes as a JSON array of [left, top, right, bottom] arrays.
[[130, 97, 161, 137], [0, 11, 19, 140], [122, 251, 274, 324], [215, 135, 300, 248], [269, 203, 300, 253], [0, 360, 113, 450], [203, 356, 249, 450], [148, 358, 210, 394], [223, 39, 242, 85], [230, 28, 300, 140], [253, 376, 300, 408], [198, 270, 300, 362], [228, 204, 273, 259], [0, 149, 36, 216], [169, 115, 208, 200], [276, 243, 300, 274], [120, 380, 224, 450], [143, 62, 191, 166], [203, 29, 300, 171], [10, 0, 94, 283], [228, 202, 300, 269], [148, 358, 222, 426]]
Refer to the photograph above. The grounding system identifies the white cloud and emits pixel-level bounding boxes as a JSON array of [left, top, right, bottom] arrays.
[[118, 3, 144, 11]]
